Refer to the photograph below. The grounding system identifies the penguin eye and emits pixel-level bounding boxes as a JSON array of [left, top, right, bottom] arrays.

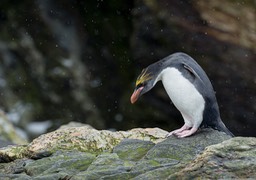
[[137, 83, 144, 88]]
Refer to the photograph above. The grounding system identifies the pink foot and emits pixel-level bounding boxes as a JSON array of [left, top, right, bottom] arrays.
[[166, 125, 191, 137], [175, 127, 198, 138]]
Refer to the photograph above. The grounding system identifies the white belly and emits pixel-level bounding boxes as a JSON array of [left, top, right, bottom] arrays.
[[159, 67, 205, 128]]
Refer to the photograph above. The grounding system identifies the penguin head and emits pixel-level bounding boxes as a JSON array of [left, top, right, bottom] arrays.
[[130, 66, 159, 104], [130, 52, 207, 104]]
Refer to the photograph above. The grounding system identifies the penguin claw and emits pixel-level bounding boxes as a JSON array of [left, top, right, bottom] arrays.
[[165, 132, 174, 138], [174, 127, 198, 138], [166, 125, 192, 138], [165, 130, 180, 137]]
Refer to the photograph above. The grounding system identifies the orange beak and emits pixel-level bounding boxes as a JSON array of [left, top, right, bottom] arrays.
[[130, 87, 144, 104]]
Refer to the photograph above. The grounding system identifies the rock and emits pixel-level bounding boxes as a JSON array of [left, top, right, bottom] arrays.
[[132, 129, 232, 179], [25, 151, 96, 177], [76, 153, 134, 179], [195, 0, 256, 51], [144, 128, 230, 162], [113, 139, 155, 161], [169, 137, 256, 179], [0, 125, 168, 162], [0, 110, 27, 146], [2, 126, 251, 179], [0, 145, 28, 162], [26, 126, 167, 155]]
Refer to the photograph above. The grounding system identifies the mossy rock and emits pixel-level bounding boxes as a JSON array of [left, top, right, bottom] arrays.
[[113, 139, 155, 161]]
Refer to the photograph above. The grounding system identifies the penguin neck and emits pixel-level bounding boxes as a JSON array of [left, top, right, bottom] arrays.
[[153, 67, 176, 86], [153, 68, 166, 86], [155, 67, 188, 92]]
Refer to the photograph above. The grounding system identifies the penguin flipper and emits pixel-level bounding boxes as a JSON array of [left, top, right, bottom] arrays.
[[182, 63, 204, 84]]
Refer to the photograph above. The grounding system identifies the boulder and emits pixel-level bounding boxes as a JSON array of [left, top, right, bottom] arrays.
[[0, 125, 168, 162], [170, 137, 256, 179], [2, 125, 253, 179]]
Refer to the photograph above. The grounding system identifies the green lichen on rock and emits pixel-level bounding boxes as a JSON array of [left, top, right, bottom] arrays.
[[145, 128, 230, 162], [25, 150, 96, 177], [0, 145, 28, 162], [169, 137, 256, 179], [113, 139, 155, 161], [26, 127, 123, 155]]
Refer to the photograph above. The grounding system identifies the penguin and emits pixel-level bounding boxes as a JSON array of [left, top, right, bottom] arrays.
[[130, 52, 234, 138]]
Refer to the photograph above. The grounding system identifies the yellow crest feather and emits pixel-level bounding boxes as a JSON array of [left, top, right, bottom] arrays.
[[136, 68, 152, 86]]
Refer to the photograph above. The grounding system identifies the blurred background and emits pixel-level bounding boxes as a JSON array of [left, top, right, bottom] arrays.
[[0, 0, 255, 144]]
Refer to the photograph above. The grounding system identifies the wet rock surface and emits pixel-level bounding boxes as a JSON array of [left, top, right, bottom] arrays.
[[169, 137, 256, 179], [1, 126, 253, 179]]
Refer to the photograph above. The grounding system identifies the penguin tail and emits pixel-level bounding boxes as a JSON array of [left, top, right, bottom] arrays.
[[216, 119, 234, 137]]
